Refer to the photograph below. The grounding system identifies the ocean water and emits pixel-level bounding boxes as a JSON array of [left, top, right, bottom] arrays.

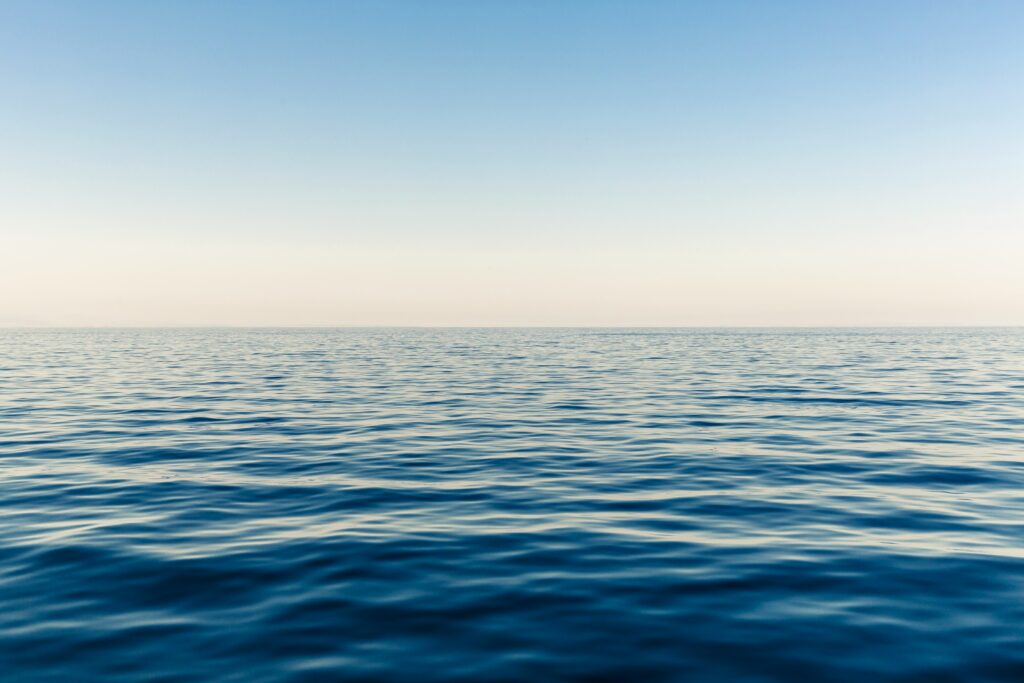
[[2, 328, 1023, 682]]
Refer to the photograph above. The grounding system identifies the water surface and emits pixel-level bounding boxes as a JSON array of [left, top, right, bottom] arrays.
[[2, 328, 1023, 681]]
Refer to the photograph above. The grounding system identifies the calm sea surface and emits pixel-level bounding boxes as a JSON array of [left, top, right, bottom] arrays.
[[2, 328, 1023, 682]]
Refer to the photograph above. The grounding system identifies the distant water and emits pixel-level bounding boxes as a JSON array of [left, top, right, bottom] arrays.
[[2, 328, 1024, 682]]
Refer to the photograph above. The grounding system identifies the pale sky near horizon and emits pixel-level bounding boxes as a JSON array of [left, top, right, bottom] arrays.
[[2, 1, 1022, 326]]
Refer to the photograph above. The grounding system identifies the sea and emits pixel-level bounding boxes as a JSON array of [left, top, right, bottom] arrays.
[[1, 328, 1023, 682]]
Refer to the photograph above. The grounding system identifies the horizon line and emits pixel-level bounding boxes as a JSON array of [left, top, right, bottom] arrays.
[[3, 324, 1023, 330]]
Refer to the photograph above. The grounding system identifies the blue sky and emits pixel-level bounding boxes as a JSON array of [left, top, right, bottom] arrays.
[[2, 1, 1022, 325]]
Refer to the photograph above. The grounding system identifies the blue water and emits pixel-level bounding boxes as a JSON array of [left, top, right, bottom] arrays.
[[2, 328, 1023, 682]]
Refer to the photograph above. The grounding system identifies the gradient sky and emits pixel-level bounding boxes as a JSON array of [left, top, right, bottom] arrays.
[[2, 1, 1022, 326]]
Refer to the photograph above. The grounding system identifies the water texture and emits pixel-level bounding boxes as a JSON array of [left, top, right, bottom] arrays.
[[2, 328, 1023, 682]]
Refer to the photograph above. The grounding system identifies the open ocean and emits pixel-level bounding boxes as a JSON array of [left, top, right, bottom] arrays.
[[1, 327, 1023, 682]]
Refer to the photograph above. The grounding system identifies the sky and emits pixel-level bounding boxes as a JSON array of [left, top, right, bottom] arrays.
[[2, 0, 1022, 326]]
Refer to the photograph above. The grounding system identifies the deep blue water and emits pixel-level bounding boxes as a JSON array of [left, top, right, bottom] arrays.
[[2, 328, 1024, 682]]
